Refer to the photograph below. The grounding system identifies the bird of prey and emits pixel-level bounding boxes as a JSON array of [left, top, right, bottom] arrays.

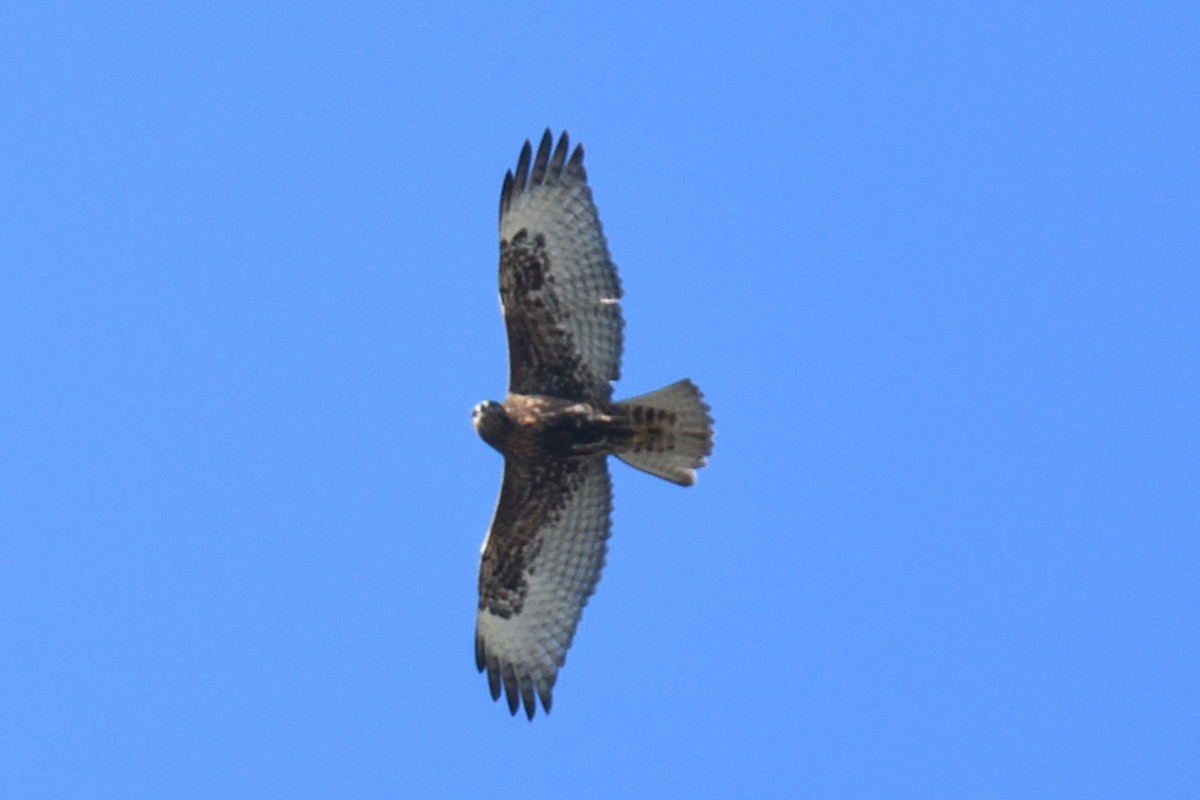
[[472, 130, 714, 719]]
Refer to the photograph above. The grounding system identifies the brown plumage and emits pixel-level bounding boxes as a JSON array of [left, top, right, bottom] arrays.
[[472, 130, 714, 719]]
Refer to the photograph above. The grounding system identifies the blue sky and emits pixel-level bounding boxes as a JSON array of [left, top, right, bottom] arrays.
[[2, 3, 1197, 797]]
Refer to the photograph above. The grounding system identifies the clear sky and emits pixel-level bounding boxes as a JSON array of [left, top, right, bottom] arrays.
[[3, 3, 1197, 798]]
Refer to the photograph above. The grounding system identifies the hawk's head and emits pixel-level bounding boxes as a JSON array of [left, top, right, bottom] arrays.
[[472, 400, 511, 453]]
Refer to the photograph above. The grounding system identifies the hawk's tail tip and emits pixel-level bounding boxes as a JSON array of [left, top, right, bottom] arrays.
[[614, 379, 714, 486]]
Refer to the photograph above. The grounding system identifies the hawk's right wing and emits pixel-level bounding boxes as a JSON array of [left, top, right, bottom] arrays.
[[497, 130, 624, 403], [475, 455, 612, 719]]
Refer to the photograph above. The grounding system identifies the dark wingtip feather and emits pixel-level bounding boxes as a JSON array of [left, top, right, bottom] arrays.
[[566, 140, 586, 180], [549, 130, 570, 177], [487, 660, 502, 701], [531, 129, 554, 185], [502, 665, 521, 716], [499, 170, 515, 223], [475, 629, 488, 672], [512, 139, 532, 196], [521, 682, 537, 720]]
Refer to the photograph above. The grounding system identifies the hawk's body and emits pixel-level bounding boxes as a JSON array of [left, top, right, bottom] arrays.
[[473, 131, 713, 719]]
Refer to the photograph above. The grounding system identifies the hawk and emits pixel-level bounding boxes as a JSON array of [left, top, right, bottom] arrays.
[[472, 130, 714, 719]]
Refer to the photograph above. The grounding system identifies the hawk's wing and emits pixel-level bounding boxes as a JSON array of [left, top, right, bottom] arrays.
[[475, 455, 612, 719], [498, 130, 624, 402]]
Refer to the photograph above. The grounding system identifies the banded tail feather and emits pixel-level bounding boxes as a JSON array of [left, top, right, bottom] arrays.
[[614, 379, 714, 486]]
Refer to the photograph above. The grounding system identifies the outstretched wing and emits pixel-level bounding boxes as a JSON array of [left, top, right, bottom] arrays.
[[498, 130, 624, 402], [475, 455, 612, 719]]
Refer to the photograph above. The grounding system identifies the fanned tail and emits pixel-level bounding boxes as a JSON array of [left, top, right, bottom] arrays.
[[613, 379, 713, 486]]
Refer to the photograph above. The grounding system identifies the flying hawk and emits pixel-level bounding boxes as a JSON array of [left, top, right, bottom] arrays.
[[472, 130, 714, 719]]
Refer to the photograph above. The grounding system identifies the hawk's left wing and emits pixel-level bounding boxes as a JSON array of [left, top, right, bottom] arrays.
[[475, 455, 612, 719], [498, 130, 624, 402]]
